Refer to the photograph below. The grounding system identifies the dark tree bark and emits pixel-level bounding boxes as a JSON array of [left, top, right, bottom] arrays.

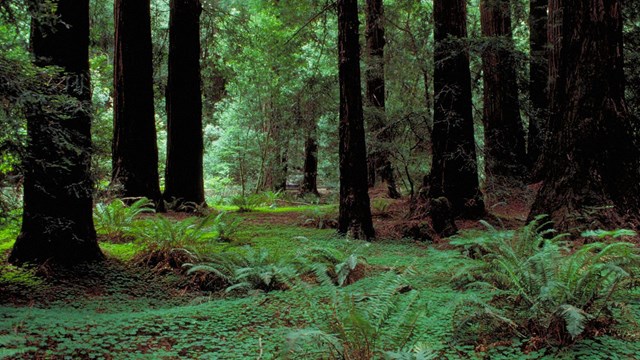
[[10, 0, 104, 265], [112, 0, 162, 205], [364, 0, 400, 199], [480, 0, 528, 183], [337, 0, 375, 240], [300, 130, 319, 196], [529, 0, 640, 233], [164, 0, 206, 209], [429, 0, 484, 218], [528, 0, 548, 170]]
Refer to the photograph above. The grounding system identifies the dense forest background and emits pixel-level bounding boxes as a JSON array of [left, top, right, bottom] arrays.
[[2, 0, 640, 358]]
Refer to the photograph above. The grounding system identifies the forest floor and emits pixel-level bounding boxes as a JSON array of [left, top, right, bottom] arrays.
[[0, 189, 639, 359]]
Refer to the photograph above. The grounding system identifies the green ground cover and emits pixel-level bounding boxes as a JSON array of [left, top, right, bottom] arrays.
[[1, 207, 639, 359]]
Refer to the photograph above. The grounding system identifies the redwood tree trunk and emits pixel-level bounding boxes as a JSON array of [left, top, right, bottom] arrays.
[[364, 0, 400, 199], [338, 0, 375, 240], [529, 0, 640, 233], [164, 0, 206, 208], [300, 130, 319, 196], [10, 0, 103, 265], [528, 0, 548, 170], [429, 0, 484, 218], [112, 0, 162, 205], [480, 0, 528, 183]]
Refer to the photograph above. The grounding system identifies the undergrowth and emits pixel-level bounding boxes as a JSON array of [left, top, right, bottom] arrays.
[[451, 217, 640, 347]]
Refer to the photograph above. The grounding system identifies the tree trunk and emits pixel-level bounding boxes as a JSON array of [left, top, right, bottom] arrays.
[[300, 130, 319, 196], [338, 0, 375, 240], [10, 0, 104, 265], [164, 0, 206, 209], [480, 0, 528, 184], [112, 0, 162, 206], [529, 0, 640, 233], [429, 0, 484, 219], [528, 0, 548, 171], [364, 0, 400, 199]]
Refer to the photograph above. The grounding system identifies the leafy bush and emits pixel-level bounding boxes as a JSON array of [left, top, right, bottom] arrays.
[[93, 198, 154, 241], [210, 212, 242, 242], [451, 217, 640, 345], [283, 270, 423, 359], [185, 247, 300, 293]]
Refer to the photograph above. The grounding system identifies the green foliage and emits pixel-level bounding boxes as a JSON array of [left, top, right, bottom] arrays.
[[230, 193, 264, 212], [451, 217, 640, 344], [186, 247, 299, 293], [296, 246, 367, 287], [301, 205, 338, 229], [93, 198, 155, 241], [134, 214, 218, 250], [283, 271, 423, 359], [372, 198, 392, 214]]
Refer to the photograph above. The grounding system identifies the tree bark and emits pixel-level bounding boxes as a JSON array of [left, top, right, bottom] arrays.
[[364, 0, 400, 199], [300, 130, 319, 196], [528, 0, 548, 171], [164, 0, 206, 209], [529, 0, 640, 233], [480, 0, 528, 183], [10, 0, 103, 265], [338, 0, 375, 240], [429, 0, 484, 218], [112, 0, 162, 206]]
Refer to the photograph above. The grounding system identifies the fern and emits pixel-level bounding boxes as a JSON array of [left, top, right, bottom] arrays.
[[451, 217, 640, 345], [93, 197, 155, 241], [185, 247, 300, 293], [134, 213, 218, 250], [283, 270, 423, 359]]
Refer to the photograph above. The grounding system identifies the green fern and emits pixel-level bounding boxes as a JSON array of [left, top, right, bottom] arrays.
[[133, 213, 218, 250], [283, 270, 423, 359], [185, 247, 299, 293], [451, 217, 640, 344], [93, 197, 155, 241], [296, 246, 367, 286]]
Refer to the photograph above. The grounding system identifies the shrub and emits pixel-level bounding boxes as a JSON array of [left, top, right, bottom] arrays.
[[93, 198, 155, 242], [451, 217, 640, 346], [283, 270, 423, 359]]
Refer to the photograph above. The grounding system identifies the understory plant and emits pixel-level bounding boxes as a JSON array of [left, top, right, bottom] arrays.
[[283, 270, 425, 359], [185, 247, 299, 293], [93, 198, 155, 241], [451, 217, 640, 345], [297, 246, 367, 286], [134, 214, 219, 250]]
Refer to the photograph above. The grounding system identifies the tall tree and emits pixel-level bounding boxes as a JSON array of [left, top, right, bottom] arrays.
[[164, 0, 206, 208], [480, 0, 528, 183], [428, 0, 484, 218], [528, 0, 548, 169], [364, 0, 400, 199], [337, 0, 375, 240], [529, 0, 640, 233], [10, 0, 103, 265], [112, 0, 162, 205]]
